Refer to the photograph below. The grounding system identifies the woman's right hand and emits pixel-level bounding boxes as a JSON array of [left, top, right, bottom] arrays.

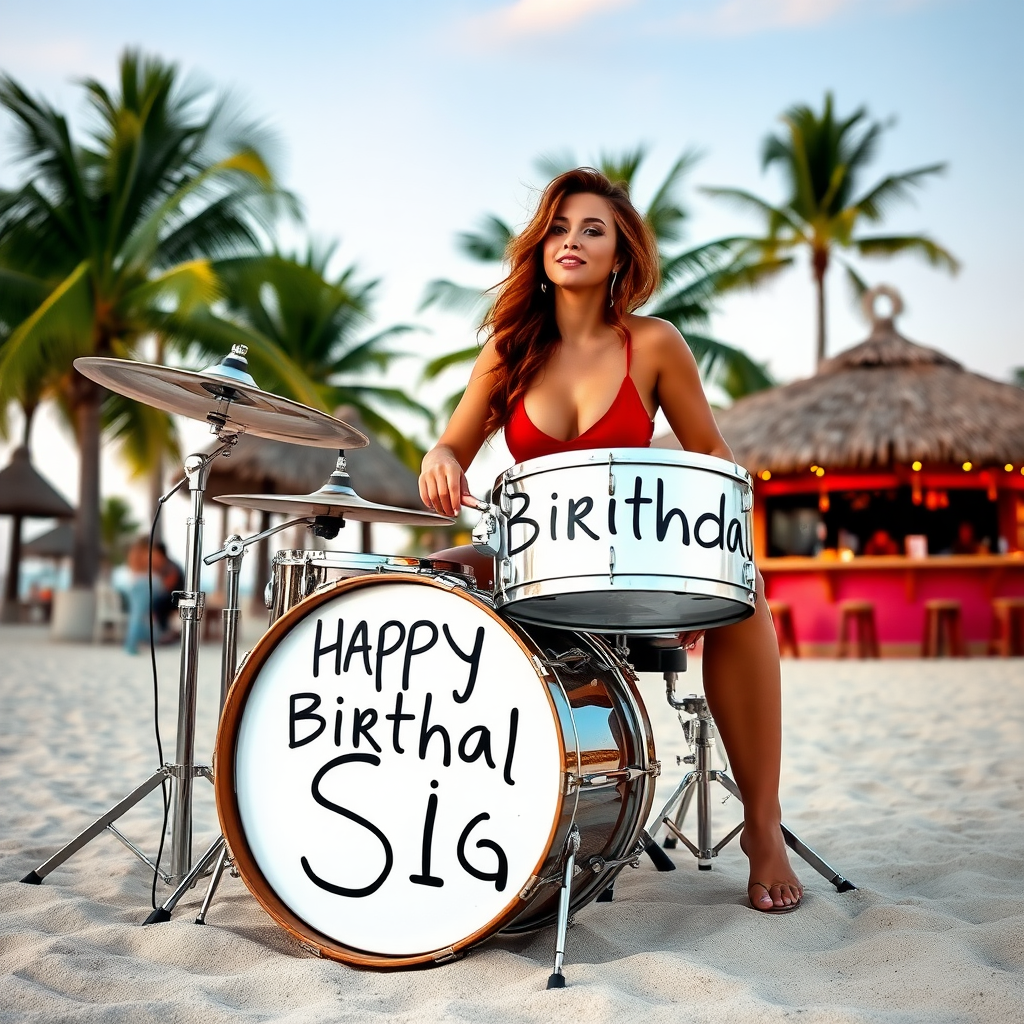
[[419, 446, 471, 517]]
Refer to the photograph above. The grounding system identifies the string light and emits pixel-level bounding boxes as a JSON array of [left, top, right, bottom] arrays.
[[1006, 464, 1014, 472], [912, 461, 922, 471], [760, 470, 771, 481], [815, 467, 825, 477], [810, 465, 819, 473], [962, 461, 972, 471]]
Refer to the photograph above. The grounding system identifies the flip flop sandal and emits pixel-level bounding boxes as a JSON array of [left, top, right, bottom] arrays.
[[749, 881, 802, 914]]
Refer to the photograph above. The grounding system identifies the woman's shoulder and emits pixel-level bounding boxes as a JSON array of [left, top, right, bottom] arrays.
[[624, 314, 691, 359]]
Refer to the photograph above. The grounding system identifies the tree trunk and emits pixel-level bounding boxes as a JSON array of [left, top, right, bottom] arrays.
[[72, 371, 103, 588], [813, 247, 829, 369]]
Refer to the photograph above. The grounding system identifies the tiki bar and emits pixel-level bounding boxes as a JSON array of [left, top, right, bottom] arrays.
[[658, 286, 1024, 656]]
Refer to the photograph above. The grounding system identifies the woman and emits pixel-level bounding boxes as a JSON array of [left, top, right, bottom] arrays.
[[419, 168, 802, 912]]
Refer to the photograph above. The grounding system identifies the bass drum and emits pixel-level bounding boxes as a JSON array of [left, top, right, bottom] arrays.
[[215, 574, 659, 968]]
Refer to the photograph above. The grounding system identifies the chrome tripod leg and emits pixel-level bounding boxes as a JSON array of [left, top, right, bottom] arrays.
[[143, 834, 226, 924], [715, 772, 856, 892], [195, 845, 230, 924], [663, 779, 696, 849], [546, 825, 580, 990], [20, 768, 170, 884]]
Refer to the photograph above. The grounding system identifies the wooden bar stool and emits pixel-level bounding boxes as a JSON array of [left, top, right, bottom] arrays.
[[988, 597, 1024, 657], [922, 599, 965, 657], [767, 600, 799, 657], [837, 600, 879, 658]]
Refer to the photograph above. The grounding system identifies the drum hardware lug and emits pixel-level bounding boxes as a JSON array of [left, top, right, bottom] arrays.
[[518, 874, 544, 899], [572, 765, 651, 789], [742, 485, 753, 512], [608, 545, 615, 583], [263, 579, 274, 609], [531, 654, 551, 678], [543, 648, 591, 671], [471, 504, 503, 558], [433, 575, 461, 591], [298, 941, 323, 958], [432, 946, 458, 964], [743, 561, 756, 587], [607, 452, 615, 496], [164, 763, 212, 780], [176, 591, 205, 621], [499, 558, 513, 586], [680, 754, 696, 765]]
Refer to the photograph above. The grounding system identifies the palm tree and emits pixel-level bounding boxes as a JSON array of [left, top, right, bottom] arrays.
[[206, 247, 432, 470], [0, 51, 285, 588], [421, 146, 772, 413], [703, 92, 960, 368]]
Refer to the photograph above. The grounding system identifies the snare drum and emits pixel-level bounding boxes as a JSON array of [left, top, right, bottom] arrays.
[[216, 574, 658, 967], [479, 448, 756, 633], [266, 549, 476, 622]]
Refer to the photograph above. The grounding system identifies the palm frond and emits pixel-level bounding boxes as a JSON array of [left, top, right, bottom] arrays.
[[684, 332, 774, 397], [456, 215, 513, 263], [853, 234, 960, 272], [419, 279, 493, 318], [421, 344, 483, 382], [852, 163, 948, 222], [101, 391, 181, 478], [0, 261, 93, 407], [701, 187, 805, 237]]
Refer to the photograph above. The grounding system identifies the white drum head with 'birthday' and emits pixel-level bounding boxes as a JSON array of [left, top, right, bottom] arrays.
[[232, 579, 564, 956]]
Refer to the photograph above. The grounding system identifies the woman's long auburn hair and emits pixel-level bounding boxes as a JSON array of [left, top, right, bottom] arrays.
[[480, 167, 660, 436]]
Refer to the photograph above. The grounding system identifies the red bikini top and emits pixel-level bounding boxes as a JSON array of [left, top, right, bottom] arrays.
[[504, 331, 655, 464]]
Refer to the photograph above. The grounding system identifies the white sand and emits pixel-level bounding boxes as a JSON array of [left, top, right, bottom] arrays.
[[2, 622, 1023, 1023]]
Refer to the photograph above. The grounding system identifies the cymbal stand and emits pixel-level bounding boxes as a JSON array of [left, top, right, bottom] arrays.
[[145, 515, 318, 924], [21, 437, 238, 891], [651, 672, 855, 892]]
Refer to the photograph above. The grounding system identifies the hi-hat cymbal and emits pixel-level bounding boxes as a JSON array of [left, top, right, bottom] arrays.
[[215, 455, 454, 526], [74, 350, 367, 449]]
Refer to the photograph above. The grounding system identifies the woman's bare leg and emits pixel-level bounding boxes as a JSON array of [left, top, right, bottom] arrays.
[[700, 574, 803, 909]]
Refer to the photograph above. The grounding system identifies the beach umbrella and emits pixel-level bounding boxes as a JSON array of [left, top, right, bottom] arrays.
[[22, 521, 75, 559], [0, 446, 75, 620]]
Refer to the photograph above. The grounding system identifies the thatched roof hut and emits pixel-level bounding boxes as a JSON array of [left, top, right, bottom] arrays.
[[206, 406, 421, 508], [1, 446, 76, 619], [657, 287, 1024, 475], [0, 447, 76, 518]]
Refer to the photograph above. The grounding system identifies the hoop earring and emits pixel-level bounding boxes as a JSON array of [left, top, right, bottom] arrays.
[[608, 270, 619, 307], [540, 281, 548, 294]]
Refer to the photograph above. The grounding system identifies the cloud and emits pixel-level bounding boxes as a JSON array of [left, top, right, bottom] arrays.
[[462, 0, 640, 43], [670, 0, 935, 37]]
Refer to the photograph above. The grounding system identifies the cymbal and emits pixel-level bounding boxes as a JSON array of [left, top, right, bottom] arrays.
[[215, 456, 454, 526], [73, 349, 367, 449]]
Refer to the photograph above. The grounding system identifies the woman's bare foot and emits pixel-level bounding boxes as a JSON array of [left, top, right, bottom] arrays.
[[739, 821, 803, 911]]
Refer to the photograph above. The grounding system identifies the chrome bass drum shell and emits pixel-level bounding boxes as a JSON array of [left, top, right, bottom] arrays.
[[216, 574, 658, 968], [267, 549, 476, 623], [489, 448, 756, 633]]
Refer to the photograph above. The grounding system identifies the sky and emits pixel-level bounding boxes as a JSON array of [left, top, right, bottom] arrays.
[[1, 0, 1021, 579]]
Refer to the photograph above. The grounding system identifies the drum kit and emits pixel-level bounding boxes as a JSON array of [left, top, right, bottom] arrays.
[[20, 346, 853, 988]]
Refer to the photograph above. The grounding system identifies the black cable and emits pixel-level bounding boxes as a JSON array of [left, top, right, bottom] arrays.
[[148, 500, 170, 911], [145, 473, 188, 909]]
